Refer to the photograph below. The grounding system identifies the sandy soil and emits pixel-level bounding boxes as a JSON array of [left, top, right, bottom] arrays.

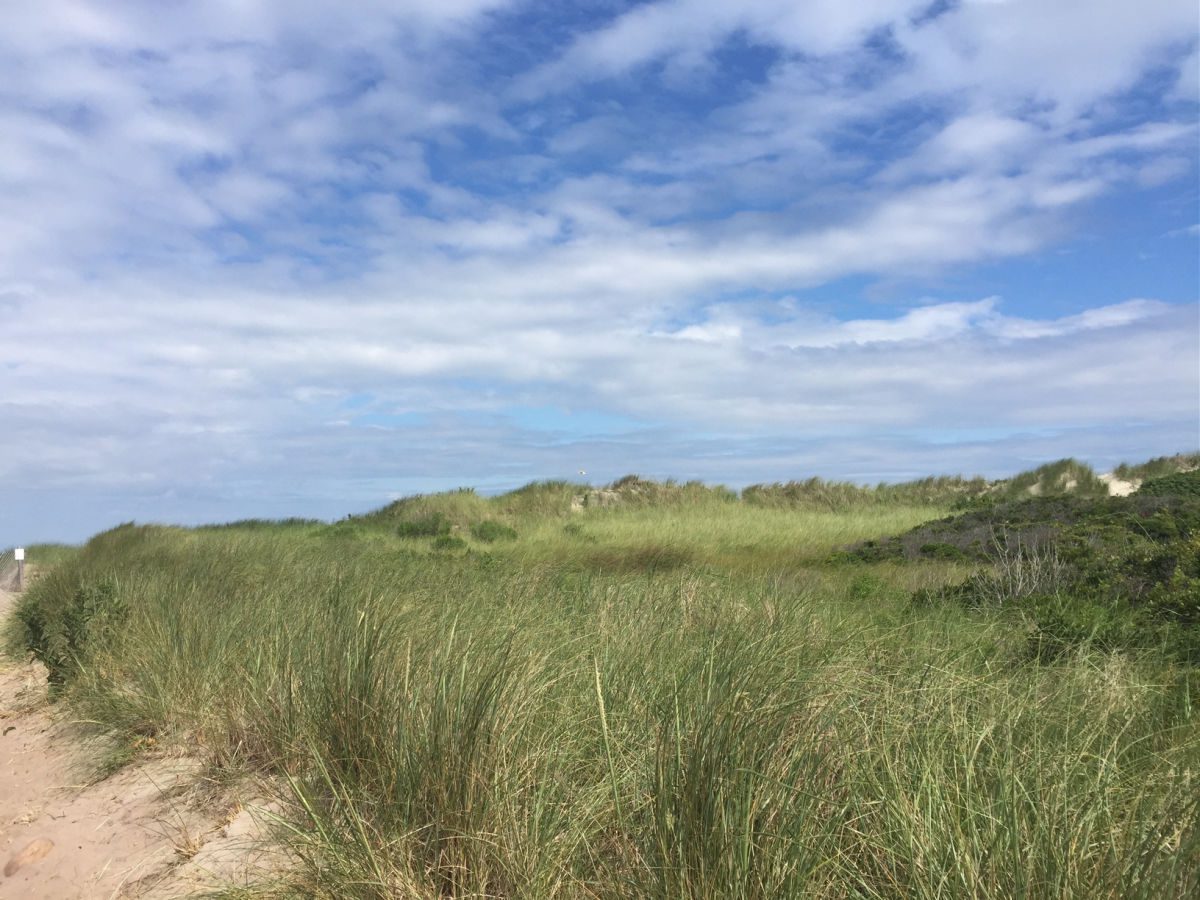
[[1099, 472, 1139, 497], [0, 588, 282, 898]]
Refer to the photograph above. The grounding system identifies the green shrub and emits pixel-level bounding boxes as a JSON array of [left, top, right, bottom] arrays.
[[469, 520, 518, 543], [15, 579, 126, 686], [396, 513, 452, 539], [849, 572, 885, 599], [1137, 470, 1200, 498], [583, 542, 692, 573], [1021, 593, 1148, 661], [431, 534, 467, 551], [879, 493, 1200, 661]]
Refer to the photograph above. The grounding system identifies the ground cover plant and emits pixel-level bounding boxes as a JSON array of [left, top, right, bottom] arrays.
[[5, 460, 1199, 898], [844, 487, 1200, 663]]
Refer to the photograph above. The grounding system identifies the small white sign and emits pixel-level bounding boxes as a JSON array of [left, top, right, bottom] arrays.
[[14, 548, 24, 561]]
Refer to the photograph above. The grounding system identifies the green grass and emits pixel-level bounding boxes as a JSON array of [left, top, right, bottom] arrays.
[[1, 542, 79, 572], [994, 457, 1110, 500], [5, 478, 1200, 898], [1115, 453, 1200, 483]]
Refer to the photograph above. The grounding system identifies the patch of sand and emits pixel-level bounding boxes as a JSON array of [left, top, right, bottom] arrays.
[[0, 589, 283, 898], [1099, 472, 1139, 497]]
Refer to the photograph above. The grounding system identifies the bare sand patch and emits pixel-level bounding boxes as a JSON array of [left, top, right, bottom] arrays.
[[1, 589, 282, 898], [1099, 472, 1139, 497]]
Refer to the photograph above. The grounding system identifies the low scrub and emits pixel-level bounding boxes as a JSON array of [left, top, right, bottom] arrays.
[[855, 493, 1200, 661], [395, 512, 453, 539], [582, 541, 693, 573], [469, 520, 518, 543], [1138, 469, 1200, 498], [14, 579, 126, 686]]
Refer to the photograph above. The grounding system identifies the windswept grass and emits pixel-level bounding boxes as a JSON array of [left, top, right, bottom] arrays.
[[743, 475, 991, 510], [6, 472, 1200, 898], [995, 457, 1110, 500], [1115, 452, 1200, 482]]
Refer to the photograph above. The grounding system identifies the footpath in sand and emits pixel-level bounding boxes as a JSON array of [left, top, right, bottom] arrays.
[[0, 587, 280, 898]]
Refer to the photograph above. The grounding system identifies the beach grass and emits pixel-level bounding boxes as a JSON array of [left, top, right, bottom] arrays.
[[6, 479, 1198, 898]]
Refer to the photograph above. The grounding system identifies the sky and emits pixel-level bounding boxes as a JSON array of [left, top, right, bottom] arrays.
[[1, 0, 1198, 545]]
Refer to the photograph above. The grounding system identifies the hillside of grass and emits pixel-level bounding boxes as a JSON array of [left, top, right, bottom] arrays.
[[1114, 452, 1200, 483], [347, 456, 1189, 539], [5, 457, 1200, 898]]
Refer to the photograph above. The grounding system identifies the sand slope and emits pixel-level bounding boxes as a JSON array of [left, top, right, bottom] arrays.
[[0, 589, 280, 898]]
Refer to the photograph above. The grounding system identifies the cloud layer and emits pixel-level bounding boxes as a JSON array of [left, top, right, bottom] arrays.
[[0, 0, 1197, 543]]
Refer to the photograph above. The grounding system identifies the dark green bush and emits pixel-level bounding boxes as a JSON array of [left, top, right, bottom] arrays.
[[15, 579, 125, 686], [584, 543, 692, 573], [431, 535, 467, 551], [918, 542, 968, 561], [397, 513, 452, 539], [1137, 470, 1200, 498], [1021, 593, 1148, 661], [469, 520, 518, 543], [849, 573, 885, 600], [843, 492, 1200, 662]]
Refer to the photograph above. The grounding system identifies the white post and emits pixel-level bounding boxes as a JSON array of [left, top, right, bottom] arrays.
[[14, 547, 24, 591]]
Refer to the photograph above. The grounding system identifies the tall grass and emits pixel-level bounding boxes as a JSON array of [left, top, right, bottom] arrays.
[[6, 499, 1199, 898], [1114, 452, 1200, 482], [743, 475, 991, 510]]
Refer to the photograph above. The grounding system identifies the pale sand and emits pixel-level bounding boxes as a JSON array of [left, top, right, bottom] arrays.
[[1099, 472, 1139, 497], [0, 588, 283, 898]]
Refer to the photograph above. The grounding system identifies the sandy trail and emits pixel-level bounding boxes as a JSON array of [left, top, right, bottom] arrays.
[[0, 588, 280, 898]]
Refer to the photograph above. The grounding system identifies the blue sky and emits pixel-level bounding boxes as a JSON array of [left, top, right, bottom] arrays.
[[1, 0, 1198, 545]]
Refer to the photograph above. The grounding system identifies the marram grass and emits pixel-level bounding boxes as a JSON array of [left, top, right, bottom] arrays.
[[7, 496, 1199, 898]]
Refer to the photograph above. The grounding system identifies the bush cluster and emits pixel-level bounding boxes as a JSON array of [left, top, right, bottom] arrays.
[[1137, 469, 1200, 498], [15, 579, 125, 686], [469, 520, 519, 543], [856, 491, 1200, 661], [396, 512, 453, 539]]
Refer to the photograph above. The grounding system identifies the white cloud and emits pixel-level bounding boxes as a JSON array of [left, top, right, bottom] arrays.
[[1175, 46, 1200, 102], [0, 0, 1195, 544], [514, 0, 926, 97]]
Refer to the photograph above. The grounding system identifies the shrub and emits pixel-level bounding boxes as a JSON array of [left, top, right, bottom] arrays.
[[1021, 593, 1148, 661], [431, 535, 467, 551], [15, 579, 126, 686], [1137, 470, 1200, 498], [469, 520, 518, 543], [881, 494, 1200, 662], [584, 542, 692, 573], [396, 513, 452, 539]]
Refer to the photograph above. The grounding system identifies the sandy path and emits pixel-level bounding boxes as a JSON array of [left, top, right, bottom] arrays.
[[0, 588, 281, 898]]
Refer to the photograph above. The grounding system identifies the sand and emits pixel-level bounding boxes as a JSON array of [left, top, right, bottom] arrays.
[[0, 588, 282, 898], [1099, 472, 1139, 497]]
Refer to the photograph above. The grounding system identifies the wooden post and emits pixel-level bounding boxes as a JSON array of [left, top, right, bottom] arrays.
[[14, 547, 24, 591]]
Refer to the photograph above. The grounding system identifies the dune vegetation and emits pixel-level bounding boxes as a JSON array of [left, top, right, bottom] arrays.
[[4, 457, 1199, 898]]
